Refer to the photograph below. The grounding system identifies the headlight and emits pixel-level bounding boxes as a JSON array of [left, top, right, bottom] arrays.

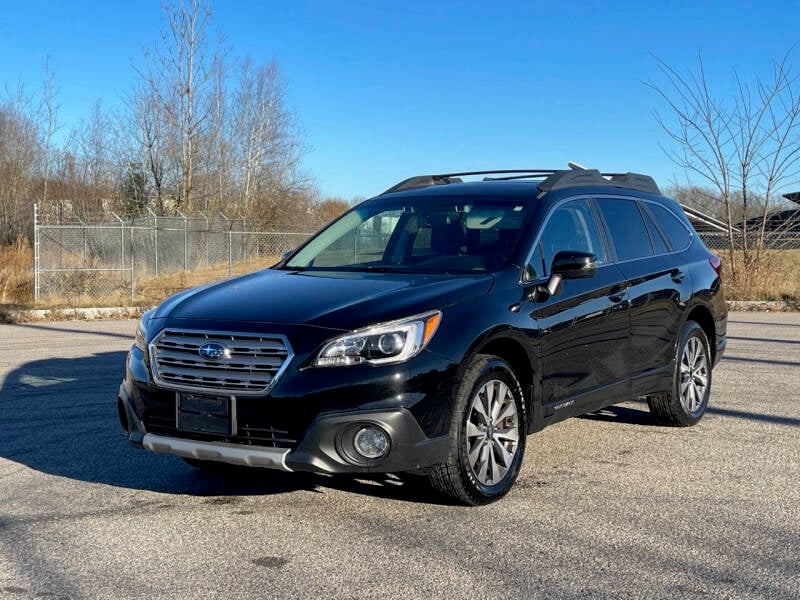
[[314, 311, 442, 367], [133, 310, 153, 352]]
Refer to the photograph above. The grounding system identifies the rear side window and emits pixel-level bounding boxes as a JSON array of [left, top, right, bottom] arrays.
[[596, 198, 654, 261], [647, 203, 692, 251]]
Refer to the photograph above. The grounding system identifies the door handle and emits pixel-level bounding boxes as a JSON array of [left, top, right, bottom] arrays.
[[671, 269, 685, 283], [607, 288, 626, 303]]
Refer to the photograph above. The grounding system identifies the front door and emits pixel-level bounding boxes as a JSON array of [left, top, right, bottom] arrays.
[[525, 198, 630, 418]]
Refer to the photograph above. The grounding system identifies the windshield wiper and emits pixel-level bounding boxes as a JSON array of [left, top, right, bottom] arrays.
[[323, 265, 422, 273], [277, 264, 438, 274], [360, 265, 404, 272]]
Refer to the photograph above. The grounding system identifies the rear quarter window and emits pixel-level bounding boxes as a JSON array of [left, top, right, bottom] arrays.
[[647, 203, 692, 251], [641, 207, 670, 255]]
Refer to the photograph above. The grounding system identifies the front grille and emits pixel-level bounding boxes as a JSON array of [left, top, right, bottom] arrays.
[[143, 413, 298, 449], [150, 329, 292, 395]]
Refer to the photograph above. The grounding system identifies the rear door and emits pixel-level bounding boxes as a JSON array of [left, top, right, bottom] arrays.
[[594, 197, 692, 393]]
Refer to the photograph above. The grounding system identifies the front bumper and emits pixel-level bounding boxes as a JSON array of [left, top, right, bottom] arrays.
[[117, 345, 454, 475], [130, 406, 450, 474], [143, 433, 292, 469], [285, 408, 450, 474]]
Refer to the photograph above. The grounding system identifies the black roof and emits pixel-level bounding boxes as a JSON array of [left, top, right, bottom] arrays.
[[379, 180, 541, 198], [381, 167, 661, 197]]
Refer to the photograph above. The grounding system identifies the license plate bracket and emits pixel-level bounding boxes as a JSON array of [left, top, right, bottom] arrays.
[[176, 392, 235, 436]]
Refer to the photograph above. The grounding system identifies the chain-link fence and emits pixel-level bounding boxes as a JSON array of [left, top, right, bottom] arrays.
[[698, 231, 800, 251], [33, 205, 311, 302]]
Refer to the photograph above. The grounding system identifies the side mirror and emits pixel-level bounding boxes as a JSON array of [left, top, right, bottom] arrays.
[[551, 250, 598, 279], [530, 250, 598, 301], [282, 249, 294, 261]]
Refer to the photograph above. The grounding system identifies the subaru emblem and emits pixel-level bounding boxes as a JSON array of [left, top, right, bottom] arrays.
[[198, 342, 227, 360]]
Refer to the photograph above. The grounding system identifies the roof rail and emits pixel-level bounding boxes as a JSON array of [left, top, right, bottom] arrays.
[[382, 166, 662, 196], [382, 175, 462, 195], [483, 172, 557, 181], [381, 170, 557, 194]]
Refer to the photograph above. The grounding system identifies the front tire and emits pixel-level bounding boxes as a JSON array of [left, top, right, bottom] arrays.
[[648, 320, 712, 426], [429, 354, 527, 505]]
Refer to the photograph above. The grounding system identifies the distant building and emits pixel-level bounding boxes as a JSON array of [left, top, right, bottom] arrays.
[[681, 191, 800, 236], [735, 192, 800, 234]]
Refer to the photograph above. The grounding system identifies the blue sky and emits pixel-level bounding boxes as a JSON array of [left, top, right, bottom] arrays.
[[1, 0, 799, 200]]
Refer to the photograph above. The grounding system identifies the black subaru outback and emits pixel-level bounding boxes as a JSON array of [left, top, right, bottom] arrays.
[[117, 166, 727, 504]]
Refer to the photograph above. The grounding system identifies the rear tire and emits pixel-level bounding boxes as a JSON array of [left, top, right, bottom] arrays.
[[648, 320, 712, 426], [428, 354, 527, 505]]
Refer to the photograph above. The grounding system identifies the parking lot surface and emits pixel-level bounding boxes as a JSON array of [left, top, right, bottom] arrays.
[[0, 313, 798, 599]]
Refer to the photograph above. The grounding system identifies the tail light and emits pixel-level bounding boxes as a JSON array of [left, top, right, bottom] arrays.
[[709, 255, 722, 278]]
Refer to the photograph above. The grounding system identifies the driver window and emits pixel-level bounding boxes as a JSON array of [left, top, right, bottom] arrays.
[[537, 199, 605, 273]]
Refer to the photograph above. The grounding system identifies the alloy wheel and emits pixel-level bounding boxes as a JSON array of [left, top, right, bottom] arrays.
[[465, 379, 520, 486], [679, 336, 709, 415]]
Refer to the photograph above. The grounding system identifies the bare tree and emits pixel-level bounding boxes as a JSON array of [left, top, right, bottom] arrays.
[[138, 0, 218, 211], [38, 59, 60, 207], [665, 184, 769, 222], [648, 49, 800, 293], [315, 197, 351, 224], [0, 89, 40, 244], [129, 84, 168, 211], [209, 47, 228, 209], [121, 1, 312, 224], [64, 100, 119, 218], [232, 58, 307, 221]]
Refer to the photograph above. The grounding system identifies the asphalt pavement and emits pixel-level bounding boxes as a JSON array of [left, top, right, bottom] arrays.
[[0, 313, 798, 599]]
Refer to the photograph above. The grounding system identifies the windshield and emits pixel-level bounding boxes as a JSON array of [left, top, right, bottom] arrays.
[[283, 197, 528, 273]]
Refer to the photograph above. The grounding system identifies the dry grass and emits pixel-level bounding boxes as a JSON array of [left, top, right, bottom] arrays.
[[0, 238, 33, 305], [721, 249, 800, 301]]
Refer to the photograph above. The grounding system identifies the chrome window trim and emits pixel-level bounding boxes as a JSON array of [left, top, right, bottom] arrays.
[[520, 193, 695, 283], [148, 328, 294, 396]]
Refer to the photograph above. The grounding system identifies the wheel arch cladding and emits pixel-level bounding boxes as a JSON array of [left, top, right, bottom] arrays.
[[474, 336, 535, 415], [687, 306, 716, 362]]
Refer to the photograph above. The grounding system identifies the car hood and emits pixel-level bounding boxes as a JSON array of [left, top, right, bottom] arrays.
[[151, 268, 494, 332]]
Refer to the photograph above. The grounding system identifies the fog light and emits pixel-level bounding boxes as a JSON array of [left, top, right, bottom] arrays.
[[353, 426, 390, 460]]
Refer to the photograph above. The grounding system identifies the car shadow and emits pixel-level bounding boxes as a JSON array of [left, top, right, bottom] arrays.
[[580, 404, 661, 427], [581, 400, 800, 428], [0, 351, 449, 505]]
